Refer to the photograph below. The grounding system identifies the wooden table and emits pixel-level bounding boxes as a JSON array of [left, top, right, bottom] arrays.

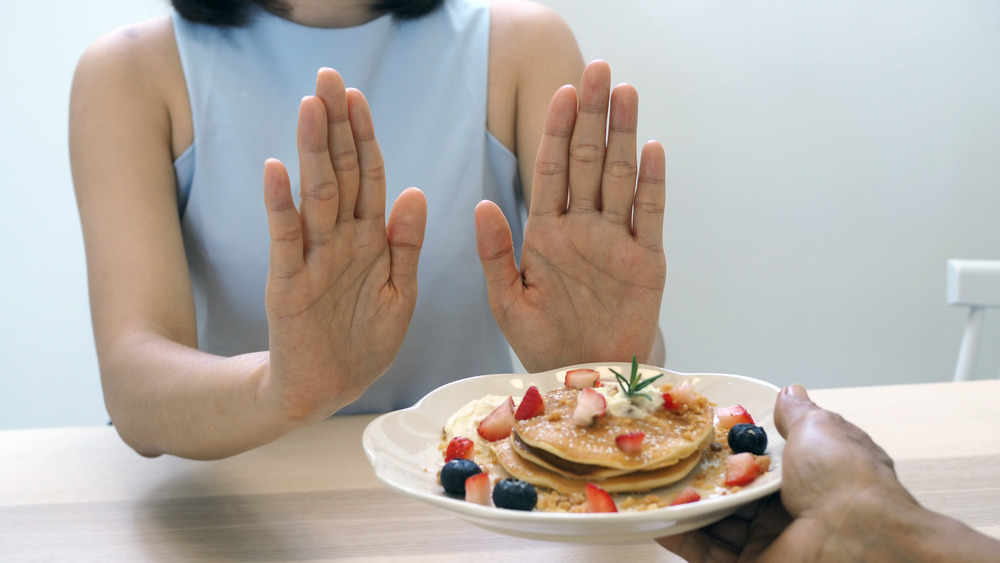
[[2, 380, 998, 561]]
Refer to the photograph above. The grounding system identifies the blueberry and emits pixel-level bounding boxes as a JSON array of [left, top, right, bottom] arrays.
[[440, 459, 482, 495], [727, 423, 768, 455], [492, 478, 537, 511]]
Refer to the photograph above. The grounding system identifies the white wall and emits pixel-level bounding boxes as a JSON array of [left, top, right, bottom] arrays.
[[0, 0, 170, 429], [538, 0, 1000, 387], [2, 0, 997, 429]]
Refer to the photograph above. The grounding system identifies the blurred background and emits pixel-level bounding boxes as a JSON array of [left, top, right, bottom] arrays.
[[2, 0, 998, 429]]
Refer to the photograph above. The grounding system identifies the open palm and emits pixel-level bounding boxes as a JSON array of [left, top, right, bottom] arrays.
[[262, 69, 427, 421], [475, 60, 666, 372]]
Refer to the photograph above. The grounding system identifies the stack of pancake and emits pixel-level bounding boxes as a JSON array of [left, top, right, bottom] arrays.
[[491, 386, 715, 494]]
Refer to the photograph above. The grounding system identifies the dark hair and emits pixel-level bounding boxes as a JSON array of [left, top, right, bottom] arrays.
[[171, 0, 445, 27]]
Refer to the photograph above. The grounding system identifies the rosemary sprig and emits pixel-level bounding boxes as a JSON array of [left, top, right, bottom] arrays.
[[610, 355, 663, 401]]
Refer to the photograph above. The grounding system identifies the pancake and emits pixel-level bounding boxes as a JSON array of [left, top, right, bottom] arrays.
[[514, 386, 715, 471], [510, 430, 633, 479], [491, 439, 704, 494], [509, 430, 703, 480]]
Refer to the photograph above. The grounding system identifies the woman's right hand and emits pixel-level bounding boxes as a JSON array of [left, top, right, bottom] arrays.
[[261, 68, 427, 423]]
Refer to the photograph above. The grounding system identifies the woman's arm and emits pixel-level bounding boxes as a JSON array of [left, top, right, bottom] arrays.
[[70, 21, 425, 459], [488, 0, 584, 202], [485, 2, 666, 370]]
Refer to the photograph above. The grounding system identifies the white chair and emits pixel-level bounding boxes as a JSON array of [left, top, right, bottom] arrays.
[[947, 259, 1000, 381]]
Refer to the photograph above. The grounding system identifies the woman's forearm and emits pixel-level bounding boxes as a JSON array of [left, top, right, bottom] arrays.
[[101, 332, 304, 460]]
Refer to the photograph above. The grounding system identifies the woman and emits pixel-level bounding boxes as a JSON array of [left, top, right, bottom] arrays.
[[70, 0, 666, 459]]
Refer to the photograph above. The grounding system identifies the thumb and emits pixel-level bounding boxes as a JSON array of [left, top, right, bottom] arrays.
[[386, 187, 427, 297], [474, 200, 521, 315], [774, 384, 817, 440]]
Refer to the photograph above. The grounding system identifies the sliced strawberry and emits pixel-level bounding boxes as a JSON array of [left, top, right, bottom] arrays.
[[725, 452, 763, 486], [476, 397, 515, 442], [444, 436, 475, 462], [585, 483, 618, 513], [565, 368, 600, 389], [671, 384, 697, 408], [514, 385, 545, 421], [615, 431, 645, 455], [571, 388, 607, 426], [717, 404, 755, 430], [668, 485, 702, 506], [661, 391, 677, 410], [464, 472, 491, 505]]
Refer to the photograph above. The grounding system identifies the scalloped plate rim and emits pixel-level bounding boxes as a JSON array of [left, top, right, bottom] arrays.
[[362, 362, 783, 543]]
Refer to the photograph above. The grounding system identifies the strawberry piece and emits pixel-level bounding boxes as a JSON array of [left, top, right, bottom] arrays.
[[464, 472, 491, 505], [571, 388, 607, 426], [514, 385, 545, 421], [671, 384, 696, 407], [661, 392, 677, 410], [668, 485, 702, 506], [444, 436, 475, 462], [615, 431, 645, 455], [585, 483, 618, 513], [565, 368, 600, 389], [725, 452, 763, 486], [477, 397, 516, 442], [717, 404, 755, 430]]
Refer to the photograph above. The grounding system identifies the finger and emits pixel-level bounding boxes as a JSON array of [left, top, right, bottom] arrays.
[[777, 384, 898, 473], [774, 384, 816, 439], [742, 496, 794, 561], [600, 83, 639, 225], [566, 60, 611, 214], [296, 95, 339, 253], [386, 187, 427, 300], [631, 140, 666, 249], [474, 200, 521, 320], [655, 532, 704, 561], [656, 531, 737, 563], [347, 88, 387, 221], [704, 517, 750, 551], [315, 68, 360, 221], [263, 158, 305, 279], [530, 84, 578, 217]]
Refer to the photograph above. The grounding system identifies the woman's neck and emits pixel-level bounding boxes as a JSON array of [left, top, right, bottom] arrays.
[[278, 0, 383, 28]]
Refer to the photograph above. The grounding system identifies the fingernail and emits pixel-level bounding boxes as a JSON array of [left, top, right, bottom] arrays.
[[782, 384, 808, 399]]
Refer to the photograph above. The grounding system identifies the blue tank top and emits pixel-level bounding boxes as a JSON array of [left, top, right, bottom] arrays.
[[172, 0, 524, 413]]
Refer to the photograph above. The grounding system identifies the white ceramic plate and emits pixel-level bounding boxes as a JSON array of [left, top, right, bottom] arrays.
[[362, 362, 783, 544]]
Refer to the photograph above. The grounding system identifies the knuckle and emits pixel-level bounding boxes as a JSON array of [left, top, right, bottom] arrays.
[[271, 226, 302, 244], [603, 159, 636, 179], [633, 198, 664, 215], [570, 143, 604, 165], [300, 180, 339, 202], [361, 164, 386, 184], [331, 150, 360, 173], [534, 159, 565, 178]]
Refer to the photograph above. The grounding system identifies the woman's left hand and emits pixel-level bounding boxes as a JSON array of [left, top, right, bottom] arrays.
[[474, 60, 666, 372]]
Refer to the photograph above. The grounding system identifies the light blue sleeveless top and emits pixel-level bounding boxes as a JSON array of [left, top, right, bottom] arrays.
[[172, 0, 524, 413]]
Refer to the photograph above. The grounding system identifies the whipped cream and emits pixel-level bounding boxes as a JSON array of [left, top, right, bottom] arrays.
[[595, 382, 665, 418], [443, 393, 508, 452]]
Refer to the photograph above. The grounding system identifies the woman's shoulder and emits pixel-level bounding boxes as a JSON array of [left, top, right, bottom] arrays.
[[486, 0, 583, 156], [74, 15, 177, 88], [489, 0, 578, 58], [71, 15, 191, 159]]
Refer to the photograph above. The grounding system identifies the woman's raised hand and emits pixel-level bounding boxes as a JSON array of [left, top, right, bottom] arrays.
[[262, 68, 427, 422], [475, 60, 666, 372]]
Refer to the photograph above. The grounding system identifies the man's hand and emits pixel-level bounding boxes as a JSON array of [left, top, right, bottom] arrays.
[[658, 385, 1000, 562]]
